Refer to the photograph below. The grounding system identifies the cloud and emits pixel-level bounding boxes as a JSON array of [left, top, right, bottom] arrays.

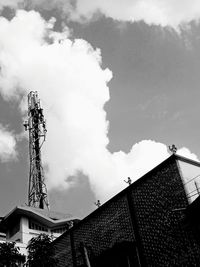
[[0, 0, 23, 10], [70, 0, 200, 28], [0, 124, 17, 162], [62, 0, 200, 28], [0, 0, 200, 28], [26, 0, 74, 13], [2, 0, 200, 28], [0, 9, 112, 199], [177, 147, 199, 162], [0, 10, 198, 203]]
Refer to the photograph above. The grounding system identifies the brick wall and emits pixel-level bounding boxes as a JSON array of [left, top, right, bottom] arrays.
[[130, 156, 200, 266], [54, 195, 135, 266], [53, 156, 200, 267], [73, 195, 135, 266], [54, 233, 73, 267]]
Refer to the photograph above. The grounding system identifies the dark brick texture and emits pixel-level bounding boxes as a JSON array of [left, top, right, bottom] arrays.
[[53, 155, 200, 267]]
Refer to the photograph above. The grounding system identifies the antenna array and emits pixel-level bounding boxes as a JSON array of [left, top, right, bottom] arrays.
[[24, 91, 49, 209]]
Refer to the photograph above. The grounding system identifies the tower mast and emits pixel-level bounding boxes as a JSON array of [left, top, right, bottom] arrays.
[[24, 91, 49, 209]]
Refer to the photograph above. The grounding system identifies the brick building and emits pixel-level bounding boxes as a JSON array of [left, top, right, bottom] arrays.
[[53, 154, 200, 266]]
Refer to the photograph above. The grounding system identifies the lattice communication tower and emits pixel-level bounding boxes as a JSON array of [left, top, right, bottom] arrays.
[[24, 91, 49, 209]]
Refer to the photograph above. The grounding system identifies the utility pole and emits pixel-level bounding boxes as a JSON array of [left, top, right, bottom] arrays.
[[24, 91, 49, 209]]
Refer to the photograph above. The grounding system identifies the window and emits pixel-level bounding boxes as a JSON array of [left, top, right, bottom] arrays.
[[29, 220, 48, 232]]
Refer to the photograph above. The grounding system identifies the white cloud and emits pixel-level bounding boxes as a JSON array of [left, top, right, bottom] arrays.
[[0, 10, 198, 203], [68, 0, 200, 28], [177, 147, 199, 162], [1, 1, 200, 28], [0, 0, 23, 10], [0, 124, 16, 162]]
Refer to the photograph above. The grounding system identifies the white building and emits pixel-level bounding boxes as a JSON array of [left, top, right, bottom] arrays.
[[0, 205, 79, 257]]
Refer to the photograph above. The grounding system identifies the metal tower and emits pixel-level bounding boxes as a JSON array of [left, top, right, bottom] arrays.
[[24, 91, 49, 209]]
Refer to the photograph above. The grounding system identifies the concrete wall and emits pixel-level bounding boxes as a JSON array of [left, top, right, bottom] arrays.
[[5, 216, 63, 258]]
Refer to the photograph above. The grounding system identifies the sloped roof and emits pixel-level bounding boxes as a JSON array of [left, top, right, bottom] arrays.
[[21, 205, 72, 220], [0, 205, 80, 232], [54, 153, 200, 243]]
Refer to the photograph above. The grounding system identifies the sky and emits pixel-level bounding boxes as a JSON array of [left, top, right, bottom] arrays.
[[1, 1, 200, 218]]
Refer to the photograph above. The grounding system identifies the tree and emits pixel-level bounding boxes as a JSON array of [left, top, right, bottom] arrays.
[[0, 242, 25, 267], [26, 233, 58, 267]]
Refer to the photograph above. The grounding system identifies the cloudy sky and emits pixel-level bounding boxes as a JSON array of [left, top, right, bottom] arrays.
[[0, 0, 200, 218]]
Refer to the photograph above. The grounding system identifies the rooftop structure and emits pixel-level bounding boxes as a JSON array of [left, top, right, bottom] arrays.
[[53, 154, 200, 266], [0, 205, 79, 256]]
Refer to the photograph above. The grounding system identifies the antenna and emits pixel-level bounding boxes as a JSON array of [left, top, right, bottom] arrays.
[[24, 91, 49, 209]]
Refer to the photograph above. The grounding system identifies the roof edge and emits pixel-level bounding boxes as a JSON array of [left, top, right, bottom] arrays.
[[0, 206, 79, 229]]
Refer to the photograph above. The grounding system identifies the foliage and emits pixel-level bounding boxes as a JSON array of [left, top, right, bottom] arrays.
[[26, 233, 58, 267], [0, 241, 25, 267]]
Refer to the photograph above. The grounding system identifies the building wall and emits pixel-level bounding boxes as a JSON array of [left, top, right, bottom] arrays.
[[54, 234, 73, 267], [4, 216, 67, 258], [73, 195, 135, 266], [0, 232, 6, 241], [53, 156, 200, 267], [129, 157, 200, 266], [21, 216, 51, 247], [5, 217, 48, 256]]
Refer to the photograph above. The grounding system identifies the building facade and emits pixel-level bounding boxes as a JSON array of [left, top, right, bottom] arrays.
[[53, 154, 200, 266], [0, 205, 79, 258]]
